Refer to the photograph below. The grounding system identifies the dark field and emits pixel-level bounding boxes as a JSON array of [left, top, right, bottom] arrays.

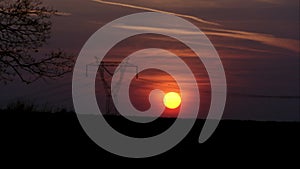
[[2, 108, 299, 163]]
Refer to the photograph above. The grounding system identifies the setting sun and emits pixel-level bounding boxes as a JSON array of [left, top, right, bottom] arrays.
[[163, 92, 181, 109]]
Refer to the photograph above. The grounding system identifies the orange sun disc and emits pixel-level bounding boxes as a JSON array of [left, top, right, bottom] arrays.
[[163, 92, 181, 109]]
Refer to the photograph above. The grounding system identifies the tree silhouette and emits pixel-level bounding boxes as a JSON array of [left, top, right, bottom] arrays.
[[0, 0, 73, 84]]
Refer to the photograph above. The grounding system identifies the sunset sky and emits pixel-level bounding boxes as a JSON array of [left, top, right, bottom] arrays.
[[1, 0, 299, 121]]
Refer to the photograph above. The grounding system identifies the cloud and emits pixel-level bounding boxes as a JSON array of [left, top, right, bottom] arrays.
[[114, 24, 299, 53], [0, 8, 72, 16], [255, 0, 282, 5], [205, 28, 300, 53], [114, 24, 203, 35], [53, 11, 72, 16], [91, 0, 219, 26], [92, 0, 299, 53]]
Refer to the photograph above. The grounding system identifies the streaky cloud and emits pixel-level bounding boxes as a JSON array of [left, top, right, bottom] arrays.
[[91, 0, 220, 26], [114, 24, 203, 35], [205, 28, 299, 53], [114, 24, 300, 53], [0, 8, 72, 16], [54, 11, 72, 16], [91, 0, 299, 53]]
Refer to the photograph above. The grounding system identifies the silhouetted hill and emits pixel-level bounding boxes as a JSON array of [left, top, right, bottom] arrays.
[[1, 109, 299, 164]]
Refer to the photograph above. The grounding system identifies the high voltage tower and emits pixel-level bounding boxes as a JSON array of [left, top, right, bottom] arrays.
[[86, 57, 138, 114]]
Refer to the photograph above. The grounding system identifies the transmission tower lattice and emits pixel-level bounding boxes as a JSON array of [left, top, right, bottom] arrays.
[[86, 58, 139, 114]]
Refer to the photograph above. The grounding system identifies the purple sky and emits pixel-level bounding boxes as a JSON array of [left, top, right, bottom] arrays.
[[1, 0, 299, 121]]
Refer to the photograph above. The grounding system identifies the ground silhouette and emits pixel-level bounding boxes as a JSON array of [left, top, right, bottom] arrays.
[[2, 105, 299, 163]]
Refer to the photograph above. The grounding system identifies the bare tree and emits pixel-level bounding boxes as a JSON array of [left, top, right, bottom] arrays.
[[0, 0, 73, 84]]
